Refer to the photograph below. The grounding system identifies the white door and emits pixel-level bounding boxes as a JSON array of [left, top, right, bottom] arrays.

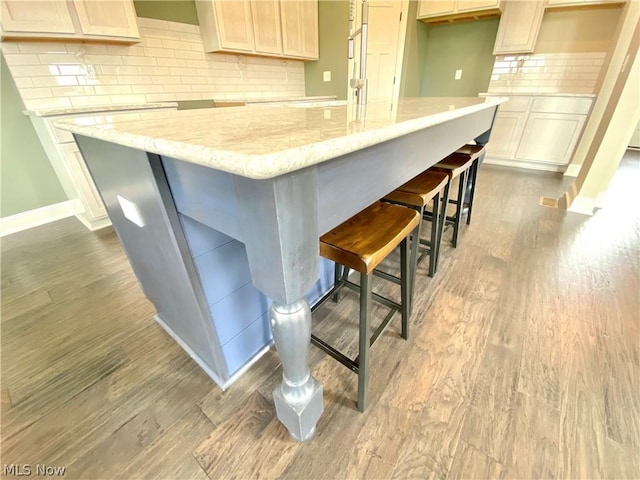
[[347, 0, 407, 104]]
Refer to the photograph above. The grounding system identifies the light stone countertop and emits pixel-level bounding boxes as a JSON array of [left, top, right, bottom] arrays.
[[55, 97, 507, 180], [24, 102, 178, 117], [480, 92, 596, 98]]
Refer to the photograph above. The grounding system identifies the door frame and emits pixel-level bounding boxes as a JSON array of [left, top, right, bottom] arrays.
[[346, 0, 409, 105]]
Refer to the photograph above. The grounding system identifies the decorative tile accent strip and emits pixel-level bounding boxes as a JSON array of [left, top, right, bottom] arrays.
[[487, 52, 606, 94], [1, 17, 305, 110]]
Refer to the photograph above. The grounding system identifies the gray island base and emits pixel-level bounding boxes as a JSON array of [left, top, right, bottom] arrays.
[[59, 97, 506, 441]]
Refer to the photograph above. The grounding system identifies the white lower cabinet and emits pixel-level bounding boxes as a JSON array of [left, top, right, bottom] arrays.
[[28, 105, 176, 231], [516, 113, 587, 164], [485, 94, 593, 172]]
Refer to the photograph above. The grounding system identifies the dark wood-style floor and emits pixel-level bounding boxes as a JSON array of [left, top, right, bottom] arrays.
[[2, 152, 639, 479]]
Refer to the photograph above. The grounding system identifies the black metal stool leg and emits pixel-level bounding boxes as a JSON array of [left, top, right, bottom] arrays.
[[466, 159, 478, 226], [408, 205, 423, 315], [428, 193, 440, 277], [400, 235, 410, 340], [436, 182, 450, 271], [332, 262, 342, 302], [357, 273, 371, 412], [452, 171, 466, 248]]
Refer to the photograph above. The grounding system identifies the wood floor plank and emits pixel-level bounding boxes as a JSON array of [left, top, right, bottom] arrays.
[[447, 440, 505, 480], [1, 154, 638, 478]]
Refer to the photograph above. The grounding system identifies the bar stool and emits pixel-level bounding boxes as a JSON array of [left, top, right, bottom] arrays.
[[310, 202, 420, 412], [431, 144, 485, 247], [382, 170, 450, 283]]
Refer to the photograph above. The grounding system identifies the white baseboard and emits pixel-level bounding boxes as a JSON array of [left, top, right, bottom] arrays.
[[0, 200, 75, 237], [484, 156, 566, 173], [563, 164, 582, 177], [567, 195, 595, 216], [75, 212, 112, 231]]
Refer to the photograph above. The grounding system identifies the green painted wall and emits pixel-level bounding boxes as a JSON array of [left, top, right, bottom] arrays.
[[133, 0, 199, 25], [399, 1, 429, 97], [1, 55, 67, 218], [304, 0, 349, 100], [420, 18, 499, 97]]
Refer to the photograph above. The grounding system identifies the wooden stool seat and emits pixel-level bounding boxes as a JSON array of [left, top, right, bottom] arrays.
[[320, 202, 420, 275], [384, 170, 449, 208], [432, 152, 475, 178], [456, 143, 484, 160], [382, 170, 450, 281], [312, 201, 419, 411], [429, 144, 486, 247]]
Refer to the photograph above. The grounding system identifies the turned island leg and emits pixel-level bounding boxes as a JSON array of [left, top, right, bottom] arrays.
[[270, 299, 323, 441], [234, 171, 323, 441]]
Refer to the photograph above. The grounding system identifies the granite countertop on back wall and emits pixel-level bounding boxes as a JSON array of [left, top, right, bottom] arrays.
[[480, 92, 596, 98], [24, 102, 179, 117]]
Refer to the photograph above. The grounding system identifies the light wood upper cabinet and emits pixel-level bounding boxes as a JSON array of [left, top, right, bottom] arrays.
[[73, 0, 139, 39], [1, 0, 75, 34], [547, 0, 621, 7], [281, 0, 318, 59], [251, 0, 283, 55], [217, 1, 255, 52], [1, 0, 139, 42], [493, 1, 546, 54], [418, 0, 456, 17], [417, 0, 501, 20], [196, 0, 317, 60]]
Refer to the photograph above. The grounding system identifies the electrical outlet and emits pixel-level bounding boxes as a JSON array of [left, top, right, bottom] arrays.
[[455, 69, 462, 80], [323, 71, 331, 82]]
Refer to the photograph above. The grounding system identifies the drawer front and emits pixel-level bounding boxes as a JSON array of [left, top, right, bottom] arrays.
[[498, 96, 532, 112], [531, 97, 593, 115]]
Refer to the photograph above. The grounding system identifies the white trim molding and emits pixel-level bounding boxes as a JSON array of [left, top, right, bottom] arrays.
[[568, 195, 596, 216], [563, 163, 582, 177], [0, 200, 75, 237], [484, 156, 566, 173]]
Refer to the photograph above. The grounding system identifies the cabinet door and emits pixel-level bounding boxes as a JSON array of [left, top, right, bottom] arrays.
[[281, 0, 318, 59], [1, 0, 75, 34], [456, 0, 501, 13], [214, 0, 255, 52], [486, 112, 528, 158], [493, 0, 545, 54], [516, 113, 586, 165], [73, 0, 139, 39], [250, 0, 282, 55], [417, 0, 456, 17], [60, 143, 108, 220]]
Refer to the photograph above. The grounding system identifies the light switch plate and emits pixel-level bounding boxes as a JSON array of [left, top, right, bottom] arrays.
[[455, 69, 462, 80], [323, 71, 331, 82]]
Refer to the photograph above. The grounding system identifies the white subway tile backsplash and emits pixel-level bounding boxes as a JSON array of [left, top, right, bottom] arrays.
[[5, 18, 305, 112], [98, 65, 139, 75], [116, 75, 153, 85], [4, 53, 40, 65], [51, 85, 94, 97], [18, 42, 66, 54], [161, 39, 192, 51], [94, 85, 133, 95], [20, 87, 54, 99], [488, 52, 605, 94], [157, 57, 187, 67], [144, 93, 177, 102], [11, 65, 59, 77], [0, 42, 21, 53]]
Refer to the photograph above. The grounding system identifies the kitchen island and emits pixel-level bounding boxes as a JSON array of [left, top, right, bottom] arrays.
[[55, 97, 507, 441]]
